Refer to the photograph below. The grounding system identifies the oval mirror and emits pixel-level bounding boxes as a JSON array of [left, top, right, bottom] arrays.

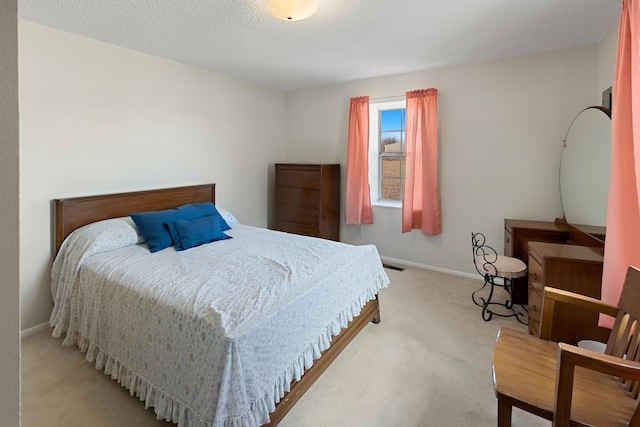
[[560, 106, 611, 228]]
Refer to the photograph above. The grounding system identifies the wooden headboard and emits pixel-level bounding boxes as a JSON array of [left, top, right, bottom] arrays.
[[54, 184, 216, 253]]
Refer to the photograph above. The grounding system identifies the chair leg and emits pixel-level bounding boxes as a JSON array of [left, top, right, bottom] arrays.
[[472, 275, 496, 321], [481, 277, 497, 321], [497, 399, 512, 427], [473, 276, 528, 325], [472, 278, 490, 307], [503, 279, 528, 326]]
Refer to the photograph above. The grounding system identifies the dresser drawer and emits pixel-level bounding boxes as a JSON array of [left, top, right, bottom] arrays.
[[528, 255, 543, 336], [276, 187, 320, 207], [528, 257, 544, 294], [276, 203, 318, 224], [528, 314, 541, 338], [276, 169, 321, 189], [274, 220, 319, 237], [528, 286, 542, 336]]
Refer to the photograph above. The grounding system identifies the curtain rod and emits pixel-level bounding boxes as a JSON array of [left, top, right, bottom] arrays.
[[369, 95, 405, 102]]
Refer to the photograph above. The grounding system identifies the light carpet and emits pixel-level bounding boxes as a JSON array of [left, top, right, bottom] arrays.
[[21, 266, 550, 427]]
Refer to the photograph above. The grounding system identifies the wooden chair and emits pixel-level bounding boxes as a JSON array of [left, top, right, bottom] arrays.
[[492, 265, 640, 426]]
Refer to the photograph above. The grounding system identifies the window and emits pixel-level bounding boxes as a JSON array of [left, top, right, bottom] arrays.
[[368, 100, 406, 206], [379, 108, 406, 201]]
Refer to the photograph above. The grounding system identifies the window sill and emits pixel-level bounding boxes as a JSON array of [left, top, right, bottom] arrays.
[[372, 200, 402, 209]]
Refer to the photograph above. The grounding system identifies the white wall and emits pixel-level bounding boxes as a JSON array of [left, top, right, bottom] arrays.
[[1, 0, 21, 425], [597, 16, 619, 100], [285, 45, 608, 276], [19, 21, 287, 330]]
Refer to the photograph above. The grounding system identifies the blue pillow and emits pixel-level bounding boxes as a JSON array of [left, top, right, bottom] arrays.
[[170, 215, 232, 251], [165, 209, 229, 248], [130, 202, 228, 252]]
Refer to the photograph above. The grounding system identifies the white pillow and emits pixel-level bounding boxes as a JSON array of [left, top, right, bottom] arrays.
[[60, 217, 143, 258], [218, 208, 240, 225]]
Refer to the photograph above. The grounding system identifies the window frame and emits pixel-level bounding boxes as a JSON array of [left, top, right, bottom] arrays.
[[368, 100, 406, 208]]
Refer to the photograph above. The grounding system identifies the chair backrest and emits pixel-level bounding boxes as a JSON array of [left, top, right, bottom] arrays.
[[606, 266, 640, 397], [471, 232, 498, 277]]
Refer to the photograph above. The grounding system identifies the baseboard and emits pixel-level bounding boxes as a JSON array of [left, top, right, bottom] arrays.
[[21, 322, 49, 339], [379, 256, 504, 285]]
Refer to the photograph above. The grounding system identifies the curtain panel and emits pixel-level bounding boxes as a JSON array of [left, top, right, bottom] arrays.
[[345, 96, 373, 225], [601, 0, 640, 325], [402, 88, 442, 235]]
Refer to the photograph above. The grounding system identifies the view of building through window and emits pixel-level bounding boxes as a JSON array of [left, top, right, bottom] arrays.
[[379, 108, 406, 200]]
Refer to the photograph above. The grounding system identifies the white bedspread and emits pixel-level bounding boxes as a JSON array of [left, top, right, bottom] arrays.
[[50, 220, 389, 427]]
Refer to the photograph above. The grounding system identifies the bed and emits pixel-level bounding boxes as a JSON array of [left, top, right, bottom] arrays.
[[50, 183, 389, 426]]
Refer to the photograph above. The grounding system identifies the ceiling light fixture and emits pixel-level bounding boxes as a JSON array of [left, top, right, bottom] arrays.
[[263, 0, 318, 22]]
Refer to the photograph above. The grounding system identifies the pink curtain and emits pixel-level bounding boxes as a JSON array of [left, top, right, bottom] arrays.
[[402, 89, 442, 235], [345, 96, 373, 225], [601, 0, 640, 324]]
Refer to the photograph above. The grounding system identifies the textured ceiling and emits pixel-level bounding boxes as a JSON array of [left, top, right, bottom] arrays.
[[18, 0, 621, 91]]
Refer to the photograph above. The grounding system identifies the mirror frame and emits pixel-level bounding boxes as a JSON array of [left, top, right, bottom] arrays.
[[558, 105, 611, 239]]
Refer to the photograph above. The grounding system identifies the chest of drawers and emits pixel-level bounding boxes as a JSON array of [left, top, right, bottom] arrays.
[[527, 241, 609, 345], [274, 163, 340, 241]]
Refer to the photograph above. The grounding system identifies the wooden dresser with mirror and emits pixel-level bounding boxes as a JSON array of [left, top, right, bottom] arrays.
[[505, 106, 611, 345], [504, 219, 609, 345]]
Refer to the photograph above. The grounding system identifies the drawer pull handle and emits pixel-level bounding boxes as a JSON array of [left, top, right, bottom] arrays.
[[532, 273, 537, 281], [506, 237, 510, 243], [531, 305, 537, 312]]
